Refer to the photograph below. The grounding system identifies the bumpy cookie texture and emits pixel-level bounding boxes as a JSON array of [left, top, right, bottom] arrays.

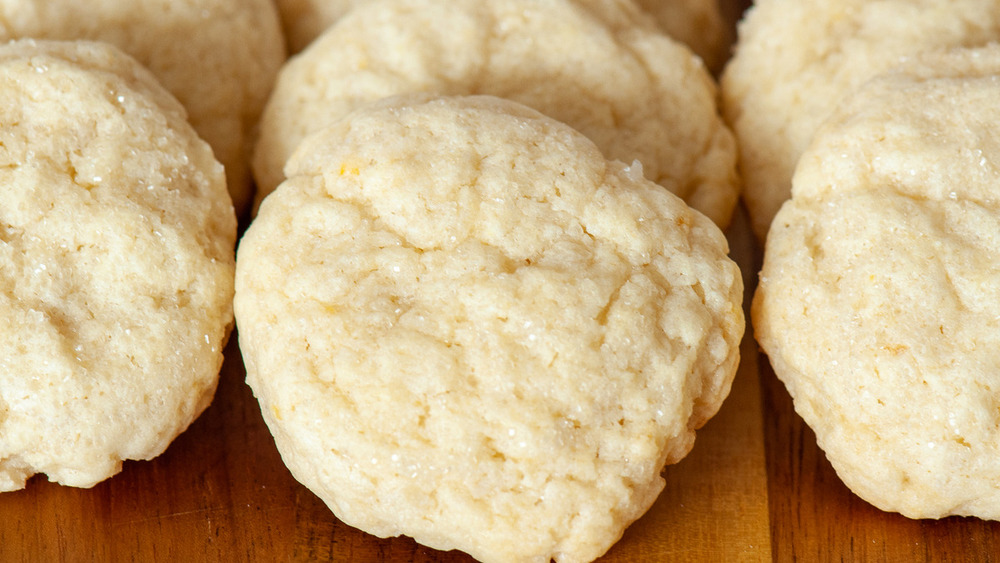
[[237, 95, 744, 562], [253, 0, 740, 228], [634, 0, 730, 72], [721, 0, 1000, 240], [0, 0, 287, 215], [0, 40, 236, 491], [753, 46, 1000, 519], [276, 0, 731, 70]]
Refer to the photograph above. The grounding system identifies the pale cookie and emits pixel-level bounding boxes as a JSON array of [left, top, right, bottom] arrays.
[[275, 0, 730, 70], [753, 45, 1000, 519], [0, 0, 287, 215], [253, 0, 740, 228], [721, 0, 1000, 240], [236, 95, 744, 562], [0, 40, 236, 491], [634, 0, 731, 72]]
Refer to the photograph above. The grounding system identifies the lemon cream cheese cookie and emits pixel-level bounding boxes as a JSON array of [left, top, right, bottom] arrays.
[[753, 45, 1000, 519], [721, 0, 1000, 240], [0, 0, 286, 215], [252, 0, 740, 228], [236, 95, 744, 562], [0, 40, 236, 491]]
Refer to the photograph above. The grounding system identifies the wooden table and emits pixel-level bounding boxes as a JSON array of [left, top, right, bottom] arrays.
[[5, 3, 1000, 560]]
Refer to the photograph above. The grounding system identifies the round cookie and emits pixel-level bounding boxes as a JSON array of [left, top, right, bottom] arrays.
[[0, 0, 287, 215], [634, 0, 731, 72], [236, 94, 744, 562], [253, 0, 740, 228], [0, 40, 236, 491], [753, 45, 1000, 519], [721, 0, 1000, 240]]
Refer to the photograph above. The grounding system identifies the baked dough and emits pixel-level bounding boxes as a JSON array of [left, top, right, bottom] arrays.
[[753, 45, 1000, 519], [0, 40, 236, 491], [236, 94, 744, 562], [722, 0, 1000, 240], [0, 0, 287, 215], [253, 0, 740, 227], [275, 0, 731, 71]]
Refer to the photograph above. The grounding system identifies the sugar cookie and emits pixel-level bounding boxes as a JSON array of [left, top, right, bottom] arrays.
[[754, 45, 1000, 519], [237, 94, 744, 561], [0, 40, 236, 491], [253, 0, 739, 227]]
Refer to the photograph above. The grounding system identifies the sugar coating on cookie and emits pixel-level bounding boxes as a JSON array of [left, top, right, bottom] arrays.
[[237, 95, 744, 562], [634, 0, 731, 72], [753, 45, 1000, 519], [253, 0, 739, 228], [721, 0, 1000, 240], [0, 0, 287, 214], [0, 40, 236, 491]]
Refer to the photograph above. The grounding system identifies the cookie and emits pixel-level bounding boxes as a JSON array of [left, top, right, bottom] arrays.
[[0, 40, 236, 491], [253, 0, 740, 228], [634, 0, 731, 72], [274, 0, 730, 70], [721, 0, 1000, 240], [753, 45, 1000, 519], [236, 94, 744, 562], [0, 0, 287, 215]]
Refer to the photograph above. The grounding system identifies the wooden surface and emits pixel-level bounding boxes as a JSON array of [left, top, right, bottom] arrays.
[[5, 3, 1000, 561]]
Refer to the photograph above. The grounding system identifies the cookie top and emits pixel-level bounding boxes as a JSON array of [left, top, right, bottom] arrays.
[[253, 0, 740, 227], [753, 45, 1000, 519], [0, 40, 236, 491], [236, 94, 744, 562], [634, 0, 731, 72], [721, 0, 1000, 240], [275, 0, 731, 70], [0, 0, 287, 215]]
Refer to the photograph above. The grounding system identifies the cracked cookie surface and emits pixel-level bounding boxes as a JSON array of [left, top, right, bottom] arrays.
[[0, 0, 286, 214], [237, 94, 743, 563], [753, 45, 1000, 519], [0, 40, 236, 491], [722, 0, 1000, 240]]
